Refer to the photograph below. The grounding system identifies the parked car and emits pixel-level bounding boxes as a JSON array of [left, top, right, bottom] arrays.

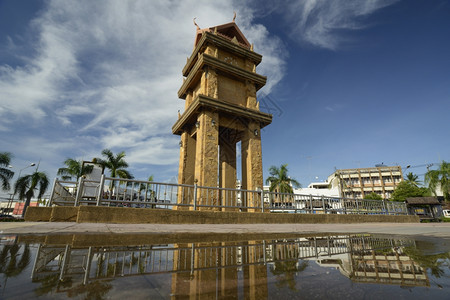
[[443, 209, 450, 218]]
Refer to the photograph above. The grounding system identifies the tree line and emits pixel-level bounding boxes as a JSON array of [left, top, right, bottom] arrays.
[[0, 149, 152, 217], [1, 150, 449, 218], [363, 166, 449, 202], [264, 163, 449, 202]]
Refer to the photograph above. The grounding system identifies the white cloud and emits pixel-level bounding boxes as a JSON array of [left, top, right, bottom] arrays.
[[0, 0, 287, 180], [282, 0, 399, 49]]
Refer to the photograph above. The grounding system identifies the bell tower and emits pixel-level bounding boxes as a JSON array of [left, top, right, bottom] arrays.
[[172, 18, 272, 211]]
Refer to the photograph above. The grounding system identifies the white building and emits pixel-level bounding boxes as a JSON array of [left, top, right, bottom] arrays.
[[293, 182, 339, 198], [327, 165, 403, 199], [262, 181, 339, 198]]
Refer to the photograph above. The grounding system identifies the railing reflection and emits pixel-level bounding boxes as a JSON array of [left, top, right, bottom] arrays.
[[3, 233, 442, 299], [23, 233, 434, 298]]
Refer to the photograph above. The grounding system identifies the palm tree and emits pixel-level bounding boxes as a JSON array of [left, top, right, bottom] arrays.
[[265, 164, 301, 193], [137, 175, 156, 206], [57, 158, 94, 181], [14, 170, 49, 217], [425, 161, 450, 201], [404, 172, 421, 187], [95, 149, 132, 179], [0, 152, 14, 191], [139, 175, 154, 197]]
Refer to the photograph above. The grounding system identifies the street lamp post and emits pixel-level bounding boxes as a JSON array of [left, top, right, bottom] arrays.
[[6, 163, 36, 215]]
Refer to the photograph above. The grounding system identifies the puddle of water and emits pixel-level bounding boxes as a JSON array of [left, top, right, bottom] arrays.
[[0, 233, 449, 299]]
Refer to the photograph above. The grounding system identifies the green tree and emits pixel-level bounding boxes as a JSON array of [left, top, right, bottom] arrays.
[[404, 172, 421, 187], [266, 164, 301, 193], [95, 149, 133, 179], [390, 181, 428, 202], [425, 161, 450, 202], [57, 158, 94, 181], [14, 170, 49, 217], [363, 192, 383, 200], [0, 152, 14, 191]]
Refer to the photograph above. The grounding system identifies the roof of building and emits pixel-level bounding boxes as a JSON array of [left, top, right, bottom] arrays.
[[307, 182, 330, 188], [194, 21, 251, 49], [405, 197, 441, 205], [333, 165, 402, 173]]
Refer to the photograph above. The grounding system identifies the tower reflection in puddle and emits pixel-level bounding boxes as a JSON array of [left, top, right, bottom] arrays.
[[3, 233, 447, 298]]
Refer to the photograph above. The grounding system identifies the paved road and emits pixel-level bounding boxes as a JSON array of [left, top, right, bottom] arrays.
[[1, 222, 450, 238]]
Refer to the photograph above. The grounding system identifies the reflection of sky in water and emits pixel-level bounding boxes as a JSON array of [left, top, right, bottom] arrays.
[[0, 234, 449, 299]]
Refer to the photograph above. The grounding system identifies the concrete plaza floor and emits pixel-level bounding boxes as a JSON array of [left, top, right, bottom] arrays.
[[1, 222, 450, 239]]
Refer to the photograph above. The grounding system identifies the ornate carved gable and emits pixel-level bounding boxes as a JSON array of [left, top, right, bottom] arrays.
[[194, 22, 251, 49]]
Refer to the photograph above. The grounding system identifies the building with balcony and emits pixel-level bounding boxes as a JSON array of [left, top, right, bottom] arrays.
[[328, 165, 403, 199]]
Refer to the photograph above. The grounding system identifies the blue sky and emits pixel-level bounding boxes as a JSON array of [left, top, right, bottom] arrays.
[[0, 0, 449, 197]]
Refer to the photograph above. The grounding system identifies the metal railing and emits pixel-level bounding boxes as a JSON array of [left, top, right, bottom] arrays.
[[47, 175, 408, 215], [48, 179, 77, 206], [265, 191, 408, 215]]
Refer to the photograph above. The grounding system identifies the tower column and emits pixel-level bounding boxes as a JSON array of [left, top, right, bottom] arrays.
[[171, 243, 192, 297], [243, 241, 268, 299], [176, 130, 196, 210], [195, 109, 219, 210], [219, 133, 237, 210], [220, 242, 238, 297], [241, 122, 263, 212]]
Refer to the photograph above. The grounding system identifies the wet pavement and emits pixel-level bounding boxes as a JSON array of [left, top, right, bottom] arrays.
[[1, 222, 450, 299], [1, 222, 450, 238]]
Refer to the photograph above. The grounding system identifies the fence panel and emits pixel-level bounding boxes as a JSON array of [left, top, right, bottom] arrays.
[[48, 176, 408, 216], [49, 180, 77, 206]]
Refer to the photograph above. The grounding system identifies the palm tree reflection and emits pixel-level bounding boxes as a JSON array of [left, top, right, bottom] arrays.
[[0, 243, 31, 296], [404, 246, 450, 279]]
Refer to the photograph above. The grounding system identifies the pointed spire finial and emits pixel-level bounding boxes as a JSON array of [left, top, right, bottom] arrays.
[[193, 17, 200, 30], [233, 11, 236, 22]]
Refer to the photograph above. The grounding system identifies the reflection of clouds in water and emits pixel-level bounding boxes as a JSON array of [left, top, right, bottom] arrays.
[[2, 234, 448, 298]]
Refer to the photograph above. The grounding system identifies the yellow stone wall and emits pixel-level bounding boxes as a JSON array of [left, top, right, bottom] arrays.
[[217, 74, 246, 106], [192, 80, 202, 99], [25, 206, 420, 224]]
